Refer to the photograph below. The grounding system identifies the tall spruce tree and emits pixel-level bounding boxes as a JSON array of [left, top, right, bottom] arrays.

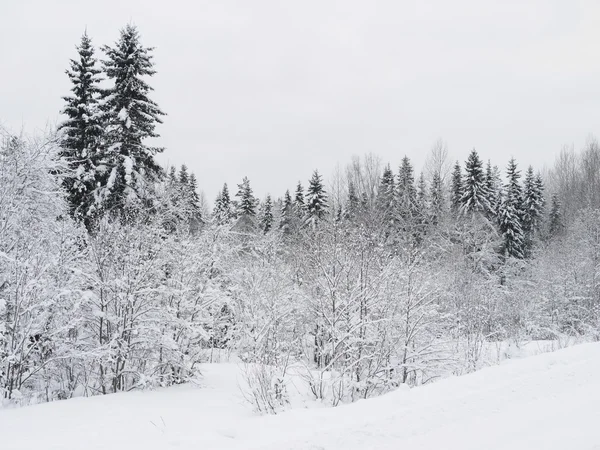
[[213, 183, 233, 225], [522, 166, 544, 254], [460, 150, 491, 216], [396, 156, 417, 221], [450, 161, 462, 215], [345, 180, 360, 219], [498, 158, 525, 258], [294, 181, 306, 218], [376, 164, 396, 225], [59, 31, 104, 226], [305, 170, 328, 226], [549, 193, 563, 238], [430, 171, 444, 225], [236, 177, 257, 217], [99, 24, 166, 215], [260, 195, 274, 233], [280, 189, 294, 232]]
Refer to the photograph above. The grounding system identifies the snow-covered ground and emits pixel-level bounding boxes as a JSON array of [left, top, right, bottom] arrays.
[[1, 343, 599, 449]]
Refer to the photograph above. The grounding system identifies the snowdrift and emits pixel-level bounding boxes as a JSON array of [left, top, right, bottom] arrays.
[[1, 343, 599, 449]]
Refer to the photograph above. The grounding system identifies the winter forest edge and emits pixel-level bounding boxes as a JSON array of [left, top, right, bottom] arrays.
[[1, 25, 599, 413]]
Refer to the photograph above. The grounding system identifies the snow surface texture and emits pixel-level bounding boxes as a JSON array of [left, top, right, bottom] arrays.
[[1, 343, 599, 449]]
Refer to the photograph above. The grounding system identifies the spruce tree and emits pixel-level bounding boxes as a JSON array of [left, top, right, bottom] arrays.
[[305, 170, 328, 226], [376, 164, 396, 226], [179, 164, 189, 186], [549, 193, 563, 237], [168, 166, 177, 184], [522, 166, 544, 253], [213, 183, 233, 225], [484, 160, 500, 218], [396, 156, 417, 220], [294, 181, 306, 219], [498, 158, 525, 258], [260, 195, 274, 233], [188, 173, 201, 219], [430, 171, 444, 225], [59, 31, 103, 226], [460, 150, 491, 216], [416, 172, 427, 213], [345, 180, 360, 219], [236, 176, 257, 217], [450, 161, 462, 215], [280, 189, 294, 232], [99, 24, 166, 215]]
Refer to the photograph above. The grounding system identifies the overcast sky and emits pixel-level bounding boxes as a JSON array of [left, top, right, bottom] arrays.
[[1, 0, 599, 202]]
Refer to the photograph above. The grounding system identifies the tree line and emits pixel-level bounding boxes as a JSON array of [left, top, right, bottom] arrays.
[[0, 25, 598, 411]]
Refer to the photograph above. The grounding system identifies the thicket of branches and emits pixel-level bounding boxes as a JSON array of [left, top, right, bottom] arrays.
[[1, 26, 599, 410]]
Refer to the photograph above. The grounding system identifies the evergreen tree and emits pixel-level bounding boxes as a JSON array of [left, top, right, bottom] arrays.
[[484, 160, 500, 218], [345, 180, 360, 219], [460, 150, 491, 216], [59, 31, 104, 227], [305, 170, 328, 226], [260, 195, 274, 233], [188, 173, 201, 218], [294, 181, 306, 221], [498, 158, 525, 258], [179, 164, 189, 186], [213, 183, 233, 225], [280, 189, 294, 232], [236, 177, 257, 217], [168, 166, 177, 184], [429, 171, 444, 225], [99, 24, 166, 215], [549, 193, 563, 237], [376, 164, 396, 225], [522, 166, 545, 253], [450, 161, 462, 215], [396, 156, 417, 221], [416, 172, 427, 213]]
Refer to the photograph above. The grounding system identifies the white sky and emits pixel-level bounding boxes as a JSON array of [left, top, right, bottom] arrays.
[[1, 0, 599, 202]]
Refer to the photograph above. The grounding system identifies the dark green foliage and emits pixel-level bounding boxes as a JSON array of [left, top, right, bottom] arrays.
[[498, 158, 525, 258], [450, 161, 462, 215], [305, 170, 328, 225], [59, 32, 104, 228], [460, 150, 491, 216], [98, 24, 166, 215]]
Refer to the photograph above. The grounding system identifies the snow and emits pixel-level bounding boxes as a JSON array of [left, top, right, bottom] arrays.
[[1, 343, 599, 449]]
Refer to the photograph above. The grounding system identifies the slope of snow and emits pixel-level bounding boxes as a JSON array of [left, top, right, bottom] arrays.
[[1, 344, 599, 450]]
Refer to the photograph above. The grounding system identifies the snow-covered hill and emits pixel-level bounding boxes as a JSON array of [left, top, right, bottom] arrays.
[[1, 343, 599, 450]]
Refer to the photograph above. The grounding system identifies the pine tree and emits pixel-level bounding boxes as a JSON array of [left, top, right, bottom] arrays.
[[376, 164, 396, 226], [549, 193, 563, 237], [450, 161, 462, 215], [305, 170, 328, 226], [460, 150, 491, 216], [260, 195, 274, 233], [59, 31, 104, 227], [236, 177, 257, 217], [99, 24, 166, 215], [498, 158, 525, 258]]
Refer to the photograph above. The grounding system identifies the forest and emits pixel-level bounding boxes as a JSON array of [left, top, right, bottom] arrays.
[[1, 25, 599, 413]]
